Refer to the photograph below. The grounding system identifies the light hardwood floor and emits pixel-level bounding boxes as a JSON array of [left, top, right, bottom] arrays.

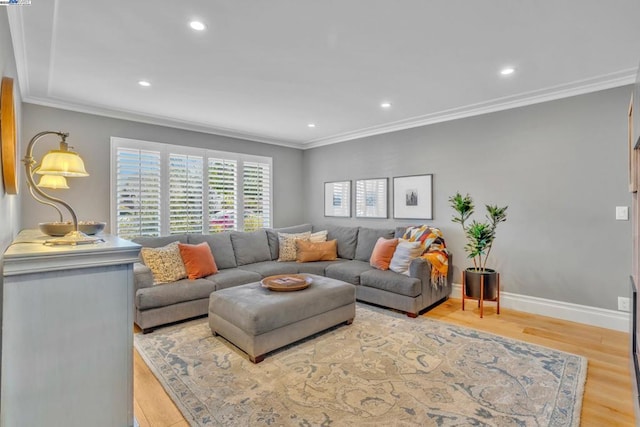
[[133, 298, 636, 426]]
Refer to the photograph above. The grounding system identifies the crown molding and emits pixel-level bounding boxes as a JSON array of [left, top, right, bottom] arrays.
[[302, 68, 637, 149], [21, 95, 306, 150], [7, 7, 29, 96]]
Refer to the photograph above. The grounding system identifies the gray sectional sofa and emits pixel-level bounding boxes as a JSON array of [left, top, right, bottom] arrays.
[[132, 223, 453, 332]]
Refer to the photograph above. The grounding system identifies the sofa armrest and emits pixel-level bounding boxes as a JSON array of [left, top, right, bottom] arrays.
[[408, 257, 431, 284], [134, 262, 154, 291], [408, 252, 454, 287]]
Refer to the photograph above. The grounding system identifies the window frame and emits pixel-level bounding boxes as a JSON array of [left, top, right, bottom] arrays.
[[110, 136, 273, 237]]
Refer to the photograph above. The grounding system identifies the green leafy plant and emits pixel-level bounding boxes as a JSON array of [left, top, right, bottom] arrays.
[[449, 192, 508, 270]]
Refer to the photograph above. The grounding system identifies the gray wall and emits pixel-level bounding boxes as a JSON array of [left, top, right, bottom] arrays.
[[0, 8, 21, 252], [20, 105, 306, 231], [303, 86, 632, 311]]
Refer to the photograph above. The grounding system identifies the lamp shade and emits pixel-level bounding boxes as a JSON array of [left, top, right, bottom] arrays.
[[37, 150, 89, 177], [37, 174, 69, 189]]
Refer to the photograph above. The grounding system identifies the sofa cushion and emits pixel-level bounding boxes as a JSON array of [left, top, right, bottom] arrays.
[[136, 278, 216, 310], [296, 239, 337, 262], [238, 261, 299, 277], [187, 233, 237, 269], [354, 227, 395, 262], [296, 259, 348, 276], [265, 224, 313, 260], [140, 242, 187, 284], [322, 225, 359, 260], [325, 260, 374, 285], [205, 268, 262, 291], [132, 234, 189, 248], [178, 242, 218, 279], [230, 230, 272, 266], [360, 269, 422, 298]]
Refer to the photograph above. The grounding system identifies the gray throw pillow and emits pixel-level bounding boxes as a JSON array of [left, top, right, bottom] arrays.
[[230, 230, 272, 265], [355, 227, 395, 262]]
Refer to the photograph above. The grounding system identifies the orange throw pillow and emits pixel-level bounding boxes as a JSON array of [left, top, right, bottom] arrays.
[[369, 237, 399, 270], [296, 239, 338, 262], [178, 242, 218, 280]]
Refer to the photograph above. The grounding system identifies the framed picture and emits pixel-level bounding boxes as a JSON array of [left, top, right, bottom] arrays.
[[355, 178, 388, 218], [324, 180, 351, 217], [393, 174, 433, 219]]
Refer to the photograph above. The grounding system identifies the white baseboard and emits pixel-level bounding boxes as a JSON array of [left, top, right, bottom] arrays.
[[450, 284, 630, 332]]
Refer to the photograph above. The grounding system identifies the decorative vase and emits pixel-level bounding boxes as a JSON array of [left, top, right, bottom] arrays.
[[464, 268, 498, 300]]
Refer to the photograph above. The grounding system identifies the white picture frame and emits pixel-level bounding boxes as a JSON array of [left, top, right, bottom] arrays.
[[324, 180, 351, 217], [355, 178, 388, 218], [393, 174, 433, 220]]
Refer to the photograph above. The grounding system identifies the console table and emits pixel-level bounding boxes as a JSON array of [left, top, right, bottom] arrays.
[[1, 229, 140, 427]]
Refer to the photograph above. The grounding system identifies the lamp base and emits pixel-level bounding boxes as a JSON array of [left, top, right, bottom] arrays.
[[44, 230, 103, 246]]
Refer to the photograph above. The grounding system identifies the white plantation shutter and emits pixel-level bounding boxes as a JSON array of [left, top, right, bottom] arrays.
[[243, 161, 271, 231], [208, 158, 238, 232], [115, 147, 161, 239], [169, 154, 204, 234], [111, 138, 271, 236]]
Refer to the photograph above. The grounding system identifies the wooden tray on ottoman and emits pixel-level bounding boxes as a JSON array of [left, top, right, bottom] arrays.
[[261, 274, 312, 291]]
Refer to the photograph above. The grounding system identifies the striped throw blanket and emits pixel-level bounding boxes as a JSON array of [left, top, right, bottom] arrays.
[[402, 225, 449, 287]]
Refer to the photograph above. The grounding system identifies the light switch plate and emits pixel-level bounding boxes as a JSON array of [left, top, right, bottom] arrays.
[[616, 206, 629, 221]]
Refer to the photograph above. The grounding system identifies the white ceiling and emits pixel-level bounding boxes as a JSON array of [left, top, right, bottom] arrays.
[[7, 1, 640, 149]]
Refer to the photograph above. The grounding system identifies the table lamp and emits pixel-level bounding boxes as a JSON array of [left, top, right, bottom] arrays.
[[23, 131, 99, 245]]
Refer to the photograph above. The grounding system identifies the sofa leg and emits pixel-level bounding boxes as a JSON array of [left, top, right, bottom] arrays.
[[345, 318, 354, 325], [406, 312, 418, 318]]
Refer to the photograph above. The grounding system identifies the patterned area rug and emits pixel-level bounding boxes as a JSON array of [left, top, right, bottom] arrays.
[[134, 304, 586, 426]]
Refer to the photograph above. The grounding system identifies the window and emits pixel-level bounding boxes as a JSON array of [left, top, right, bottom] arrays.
[[169, 153, 204, 234], [243, 161, 271, 231], [111, 137, 271, 239], [114, 148, 162, 237]]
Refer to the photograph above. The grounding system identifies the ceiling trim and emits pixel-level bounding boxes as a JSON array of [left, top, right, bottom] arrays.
[[7, 7, 29, 96], [21, 95, 306, 149], [302, 68, 637, 149]]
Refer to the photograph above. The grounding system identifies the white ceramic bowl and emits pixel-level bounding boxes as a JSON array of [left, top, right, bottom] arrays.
[[39, 222, 74, 236], [39, 221, 106, 236], [78, 221, 106, 235]]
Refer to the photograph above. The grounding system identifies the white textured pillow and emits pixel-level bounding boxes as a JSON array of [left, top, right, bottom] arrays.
[[277, 231, 311, 262], [309, 230, 328, 243], [140, 241, 187, 284], [389, 239, 423, 275]]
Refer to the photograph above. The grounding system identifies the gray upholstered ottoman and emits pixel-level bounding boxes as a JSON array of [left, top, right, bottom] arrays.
[[208, 274, 355, 363]]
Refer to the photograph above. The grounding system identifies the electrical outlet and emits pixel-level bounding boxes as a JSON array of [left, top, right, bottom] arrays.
[[618, 296, 631, 312], [616, 206, 629, 221]]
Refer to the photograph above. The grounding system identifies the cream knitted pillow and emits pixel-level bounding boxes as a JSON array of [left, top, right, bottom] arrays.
[[140, 241, 187, 284], [277, 231, 311, 262]]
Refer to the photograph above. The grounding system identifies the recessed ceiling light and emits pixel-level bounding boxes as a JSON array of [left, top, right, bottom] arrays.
[[307, 123, 316, 128], [380, 102, 392, 109], [138, 80, 151, 87], [189, 21, 206, 31], [500, 67, 515, 76]]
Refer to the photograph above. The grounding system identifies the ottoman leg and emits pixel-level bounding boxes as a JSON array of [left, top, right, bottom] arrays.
[[346, 318, 354, 325], [250, 354, 265, 364]]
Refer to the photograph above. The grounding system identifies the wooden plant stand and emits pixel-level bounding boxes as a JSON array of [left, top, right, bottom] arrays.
[[461, 271, 500, 318]]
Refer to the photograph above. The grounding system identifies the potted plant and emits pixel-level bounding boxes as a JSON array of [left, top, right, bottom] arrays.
[[449, 192, 508, 300]]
